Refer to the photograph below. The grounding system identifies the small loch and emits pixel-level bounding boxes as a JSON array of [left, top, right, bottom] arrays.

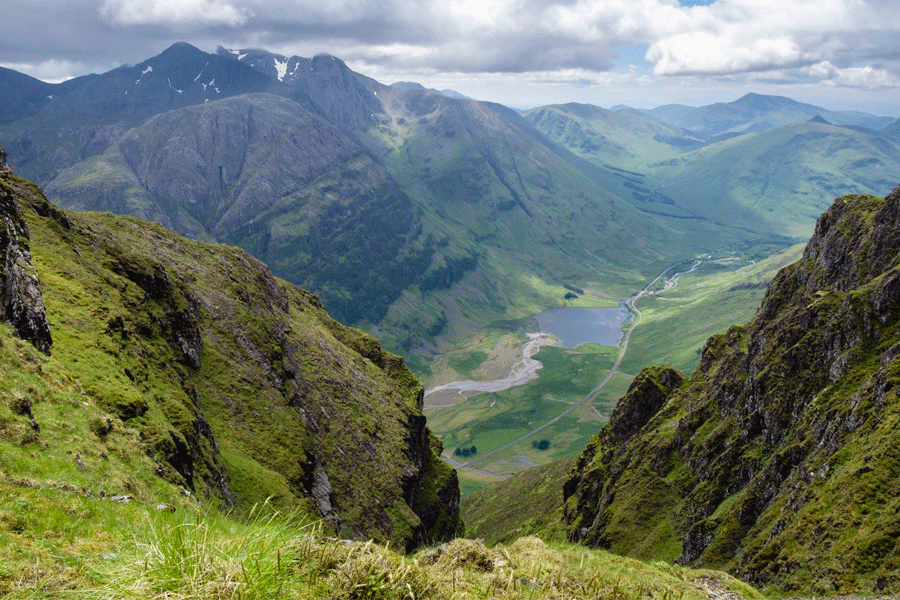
[[531, 304, 633, 348]]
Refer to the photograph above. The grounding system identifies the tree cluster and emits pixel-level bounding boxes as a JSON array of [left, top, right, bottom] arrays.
[[454, 446, 478, 457]]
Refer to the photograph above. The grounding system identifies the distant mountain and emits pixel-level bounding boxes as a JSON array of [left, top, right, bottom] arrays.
[[641, 93, 894, 140], [45, 93, 436, 327], [435, 88, 472, 101], [524, 102, 900, 237], [523, 103, 701, 165], [631, 102, 697, 124], [390, 81, 473, 101], [881, 117, 900, 142], [0, 42, 284, 183], [0, 66, 53, 124], [563, 187, 900, 594], [651, 121, 900, 237], [389, 81, 426, 90], [216, 46, 386, 129], [31, 43, 732, 361]]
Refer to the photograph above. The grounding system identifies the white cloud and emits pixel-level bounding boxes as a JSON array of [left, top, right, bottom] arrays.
[[643, 0, 894, 76], [648, 32, 810, 75], [0, 59, 85, 83], [4, 0, 897, 101], [301, 0, 900, 89], [808, 61, 900, 88], [100, 0, 251, 26]]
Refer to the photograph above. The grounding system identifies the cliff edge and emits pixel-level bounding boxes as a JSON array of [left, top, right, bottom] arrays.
[[564, 187, 900, 594]]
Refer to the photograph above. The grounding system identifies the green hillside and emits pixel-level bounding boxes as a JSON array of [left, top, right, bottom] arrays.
[[564, 188, 900, 595], [0, 158, 460, 554], [522, 103, 698, 171], [653, 121, 900, 237], [528, 104, 900, 240]]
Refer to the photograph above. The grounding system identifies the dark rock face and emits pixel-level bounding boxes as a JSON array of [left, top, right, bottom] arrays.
[[564, 187, 900, 595], [0, 152, 52, 354]]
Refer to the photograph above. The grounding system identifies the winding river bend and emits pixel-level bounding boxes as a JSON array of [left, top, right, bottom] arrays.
[[424, 333, 561, 404]]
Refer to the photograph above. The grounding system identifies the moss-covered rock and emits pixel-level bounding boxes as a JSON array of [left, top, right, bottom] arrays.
[[564, 187, 900, 595]]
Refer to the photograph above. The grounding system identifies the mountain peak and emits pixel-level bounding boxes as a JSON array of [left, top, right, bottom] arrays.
[[732, 92, 798, 111], [156, 41, 206, 60], [391, 81, 427, 90]]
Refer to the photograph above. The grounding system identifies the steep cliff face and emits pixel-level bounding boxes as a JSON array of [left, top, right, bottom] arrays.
[[0, 148, 52, 354], [0, 161, 461, 549], [564, 188, 900, 594]]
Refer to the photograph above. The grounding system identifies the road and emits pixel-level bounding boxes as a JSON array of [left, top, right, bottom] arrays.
[[660, 259, 702, 291]]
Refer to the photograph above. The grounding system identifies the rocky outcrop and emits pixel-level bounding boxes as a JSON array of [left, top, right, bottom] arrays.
[[0, 150, 52, 354], [564, 188, 900, 595]]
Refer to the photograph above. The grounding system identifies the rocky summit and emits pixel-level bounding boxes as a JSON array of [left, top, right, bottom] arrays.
[[563, 186, 900, 595], [0, 152, 461, 550]]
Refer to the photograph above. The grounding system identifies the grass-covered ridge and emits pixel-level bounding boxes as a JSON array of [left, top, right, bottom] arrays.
[[0, 170, 461, 556], [0, 493, 763, 599]]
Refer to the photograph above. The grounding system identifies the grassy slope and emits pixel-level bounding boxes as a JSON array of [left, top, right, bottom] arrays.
[[522, 103, 693, 172], [621, 241, 806, 375], [563, 191, 900, 595], [1, 174, 460, 556], [460, 456, 577, 546], [0, 492, 764, 599], [654, 122, 900, 237]]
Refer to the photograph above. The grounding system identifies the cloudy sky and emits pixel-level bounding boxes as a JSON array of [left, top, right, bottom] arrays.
[[3, 0, 900, 114]]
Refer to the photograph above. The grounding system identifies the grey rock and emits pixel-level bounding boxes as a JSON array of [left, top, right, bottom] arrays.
[[0, 166, 52, 354]]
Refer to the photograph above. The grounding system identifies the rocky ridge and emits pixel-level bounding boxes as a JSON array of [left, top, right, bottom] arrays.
[[563, 187, 900, 594]]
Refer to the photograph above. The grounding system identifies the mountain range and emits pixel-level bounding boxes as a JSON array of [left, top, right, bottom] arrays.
[[2, 39, 900, 598], [2, 42, 897, 368], [634, 92, 895, 140], [524, 102, 900, 237]]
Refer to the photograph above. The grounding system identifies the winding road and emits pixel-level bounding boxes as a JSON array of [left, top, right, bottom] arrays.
[[436, 258, 699, 477]]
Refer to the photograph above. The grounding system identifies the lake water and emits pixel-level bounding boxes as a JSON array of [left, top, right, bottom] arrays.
[[532, 304, 633, 348]]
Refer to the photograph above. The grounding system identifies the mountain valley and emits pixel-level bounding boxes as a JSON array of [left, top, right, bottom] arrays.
[[1, 40, 899, 598], [463, 187, 900, 596]]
